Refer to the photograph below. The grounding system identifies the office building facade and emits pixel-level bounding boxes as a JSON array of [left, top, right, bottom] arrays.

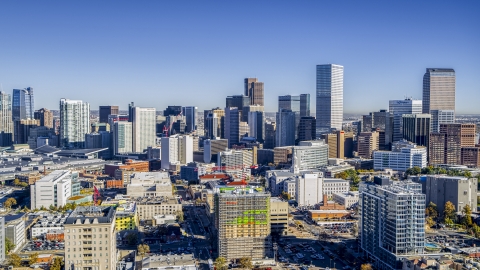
[[182, 106, 197, 133], [292, 141, 329, 173], [429, 123, 476, 165], [275, 110, 296, 147], [244, 78, 264, 106], [225, 107, 241, 147], [323, 130, 354, 159], [12, 87, 34, 121], [31, 170, 74, 209], [99, 106, 119, 124], [373, 141, 427, 172], [389, 99, 422, 142], [402, 114, 431, 147], [316, 64, 343, 135], [34, 108, 54, 129], [430, 110, 455, 133], [132, 107, 156, 152], [59, 98, 90, 148], [357, 132, 379, 159], [422, 68, 455, 114], [298, 116, 316, 142], [300, 93, 310, 117], [248, 111, 265, 143], [112, 121, 133, 155]]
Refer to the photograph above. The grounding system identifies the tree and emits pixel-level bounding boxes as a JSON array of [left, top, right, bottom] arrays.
[[176, 210, 184, 223], [28, 252, 39, 265], [126, 233, 138, 245], [49, 204, 57, 211], [21, 206, 30, 213], [8, 253, 22, 267], [462, 204, 473, 227], [4, 197, 17, 209], [238, 257, 253, 269], [50, 257, 64, 270], [426, 202, 438, 219], [281, 191, 291, 200], [13, 179, 20, 186], [214, 257, 227, 270], [138, 243, 150, 260], [5, 237, 15, 254], [361, 264, 373, 270], [444, 201, 456, 222], [426, 217, 435, 228]]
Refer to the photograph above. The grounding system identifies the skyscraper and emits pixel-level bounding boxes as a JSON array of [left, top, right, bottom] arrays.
[[402, 114, 431, 147], [429, 123, 476, 165], [244, 78, 264, 106], [112, 121, 133, 155], [298, 116, 316, 142], [389, 98, 422, 142], [300, 93, 310, 117], [132, 107, 156, 152], [0, 92, 13, 146], [316, 64, 343, 135], [12, 87, 34, 121], [59, 99, 90, 148], [248, 111, 265, 142], [275, 109, 296, 147], [34, 108, 54, 129], [99, 105, 119, 123], [430, 110, 455, 133], [225, 107, 241, 147], [422, 68, 455, 114], [182, 106, 197, 133]]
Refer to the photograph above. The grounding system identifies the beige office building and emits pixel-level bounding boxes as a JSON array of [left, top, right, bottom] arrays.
[[323, 130, 354, 159], [64, 206, 116, 270], [244, 78, 264, 106], [422, 68, 455, 114], [429, 123, 477, 165], [357, 132, 379, 159]]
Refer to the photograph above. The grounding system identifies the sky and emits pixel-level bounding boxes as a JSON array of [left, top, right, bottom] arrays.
[[0, 1, 479, 114]]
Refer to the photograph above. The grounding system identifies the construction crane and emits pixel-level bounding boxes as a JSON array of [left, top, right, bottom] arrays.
[[93, 186, 101, 206]]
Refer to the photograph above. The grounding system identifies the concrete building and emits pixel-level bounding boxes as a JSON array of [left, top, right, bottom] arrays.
[[217, 149, 254, 178], [214, 186, 272, 260], [429, 123, 477, 165], [283, 179, 296, 199], [333, 191, 359, 209], [461, 146, 480, 168], [203, 139, 228, 163], [161, 134, 193, 170], [225, 107, 242, 147], [99, 106, 119, 124], [322, 179, 350, 197], [273, 146, 293, 166], [373, 140, 427, 172], [248, 111, 265, 142], [132, 107, 156, 153], [126, 172, 172, 198], [182, 106, 197, 133], [430, 109, 455, 133], [64, 206, 116, 270], [0, 217, 4, 261], [112, 121, 133, 155], [296, 172, 323, 207], [360, 179, 425, 270], [5, 214, 25, 253], [323, 130, 354, 159], [0, 91, 14, 146], [291, 140, 329, 173], [267, 170, 295, 196], [316, 64, 343, 135], [270, 197, 289, 236], [298, 116, 316, 142], [276, 109, 296, 147], [34, 108, 54, 129], [244, 78, 264, 106], [389, 98, 423, 142], [362, 110, 394, 150], [402, 114, 431, 147], [135, 197, 182, 220], [357, 132, 379, 159], [59, 99, 90, 148], [422, 68, 455, 114], [425, 175, 477, 215], [31, 170, 75, 210], [31, 213, 67, 239]]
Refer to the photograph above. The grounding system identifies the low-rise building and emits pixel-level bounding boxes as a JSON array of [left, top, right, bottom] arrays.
[[333, 191, 359, 209], [308, 210, 350, 222], [126, 172, 172, 198], [136, 197, 182, 221], [141, 254, 197, 270], [282, 179, 296, 199], [30, 170, 78, 209], [5, 214, 26, 252], [270, 198, 289, 236], [115, 202, 138, 231], [323, 179, 350, 197], [104, 159, 149, 177], [31, 213, 67, 239], [373, 140, 427, 172]]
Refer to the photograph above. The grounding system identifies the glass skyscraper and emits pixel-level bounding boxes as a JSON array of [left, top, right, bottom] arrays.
[[12, 87, 34, 121], [316, 64, 343, 136]]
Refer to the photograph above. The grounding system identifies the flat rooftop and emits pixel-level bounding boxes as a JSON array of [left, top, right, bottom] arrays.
[[64, 206, 115, 224], [37, 170, 70, 183], [141, 254, 196, 269]]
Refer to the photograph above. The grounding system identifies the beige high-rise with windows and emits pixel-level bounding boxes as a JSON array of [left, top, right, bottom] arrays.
[[244, 78, 264, 106], [357, 132, 379, 159], [64, 206, 116, 270], [422, 68, 455, 114]]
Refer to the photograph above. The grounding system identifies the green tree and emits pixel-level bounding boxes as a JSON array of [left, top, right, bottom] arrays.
[[214, 257, 227, 270], [50, 257, 64, 270], [8, 253, 22, 267], [138, 243, 150, 260], [49, 204, 57, 211], [13, 179, 21, 186], [5, 238, 15, 254], [426, 217, 436, 228], [361, 264, 373, 270], [426, 202, 438, 219], [126, 233, 138, 245], [4, 197, 17, 209], [444, 201, 456, 222], [239, 257, 253, 269], [462, 204, 473, 227], [28, 252, 39, 265], [281, 191, 291, 200], [176, 210, 184, 223]]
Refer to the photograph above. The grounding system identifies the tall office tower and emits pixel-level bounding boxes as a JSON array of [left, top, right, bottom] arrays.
[[64, 206, 117, 270], [14, 119, 39, 144], [112, 121, 133, 155], [461, 147, 480, 168], [85, 131, 111, 158], [300, 94, 310, 117], [34, 108, 54, 129], [430, 110, 455, 133], [402, 114, 431, 147], [163, 105, 182, 117], [215, 187, 272, 260], [278, 95, 301, 140], [59, 99, 90, 148], [276, 109, 296, 147], [182, 106, 197, 133], [99, 105, 119, 123], [298, 116, 316, 142], [161, 134, 193, 169], [429, 123, 476, 165], [248, 111, 265, 143], [225, 107, 241, 147], [0, 92, 13, 146], [360, 179, 425, 269], [12, 87, 34, 121], [316, 64, 344, 135], [226, 96, 250, 121], [244, 78, 264, 106], [264, 122, 276, 149], [323, 130, 354, 159], [132, 107, 156, 152], [362, 110, 394, 150], [242, 105, 264, 123], [422, 68, 455, 114], [128, 102, 135, 122], [205, 113, 219, 139], [357, 132, 379, 159], [389, 98, 422, 142]]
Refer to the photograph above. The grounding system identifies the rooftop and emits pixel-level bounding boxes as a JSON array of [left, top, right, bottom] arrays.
[[142, 254, 196, 269], [64, 206, 115, 225], [135, 196, 180, 205]]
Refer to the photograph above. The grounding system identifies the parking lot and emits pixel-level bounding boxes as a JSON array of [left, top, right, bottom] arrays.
[[22, 239, 64, 252]]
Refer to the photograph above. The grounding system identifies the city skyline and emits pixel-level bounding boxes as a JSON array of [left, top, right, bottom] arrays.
[[0, 1, 478, 114]]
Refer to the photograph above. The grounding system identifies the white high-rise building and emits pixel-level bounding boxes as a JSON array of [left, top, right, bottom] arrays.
[[113, 121, 133, 154], [59, 99, 90, 148], [132, 107, 156, 152], [291, 140, 329, 173], [161, 135, 193, 170], [389, 98, 422, 142], [31, 170, 73, 209], [296, 173, 323, 207], [316, 64, 343, 136]]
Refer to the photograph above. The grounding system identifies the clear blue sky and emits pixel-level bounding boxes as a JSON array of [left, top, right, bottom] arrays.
[[0, 1, 479, 114]]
